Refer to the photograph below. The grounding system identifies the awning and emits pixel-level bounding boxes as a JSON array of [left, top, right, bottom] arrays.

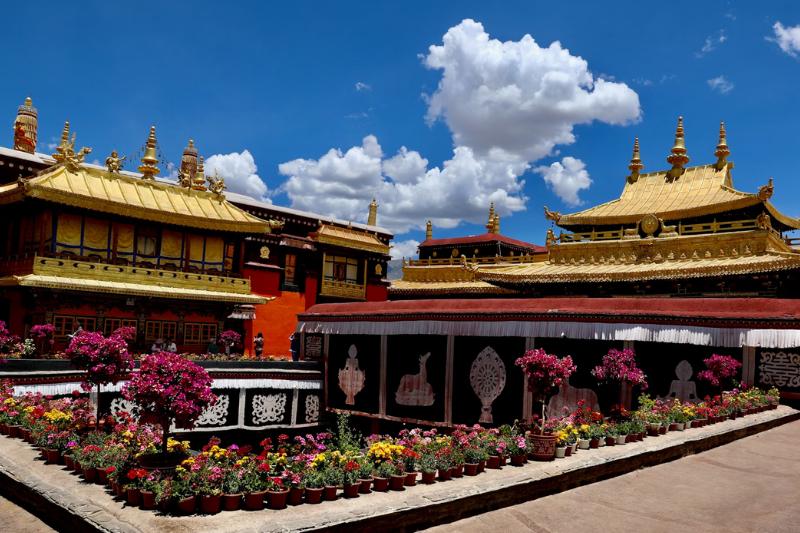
[[228, 305, 257, 319]]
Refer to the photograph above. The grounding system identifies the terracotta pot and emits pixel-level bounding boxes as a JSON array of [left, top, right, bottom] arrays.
[[40, 448, 48, 460], [98, 468, 109, 485], [404, 471, 418, 486], [477, 460, 486, 473], [487, 455, 501, 469], [82, 466, 97, 483], [199, 494, 222, 514], [499, 455, 507, 466], [343, 483, 360, 498], [450, 464, 464, 478], [140, 490, 156, 510], [564, 445, 572, 456], [322, 486, 337, 502], [45, 448, 61, 465], [605, 436, 616, 446], [269, 489, 290, 509], [177, 495, 197, 515], [421, 471, 436, 484], [358, 478, 372, 494], [372, 476, 389, 491], [464, 463, 479, 476], [530, 433, 557, 461], [305, 487, 323, 504], [126, 487, 141, 507], [8, 425, 21, 439], [510, 454, 526, 466], [244, 491, 266, 511], [389, 474, 406, 490], [222, 493, 242, 511], [437, 468, 451, 481], [288, 486, 305, 505], [0, 422, 7, 435], [64, 455, 75, 470], [589, 438, 600, 449], [658, 426, 667, 435]]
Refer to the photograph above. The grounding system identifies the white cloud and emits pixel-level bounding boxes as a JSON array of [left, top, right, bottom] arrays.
[[390, 239, 420, 259], [707, 75, 734, 94], [278, 19, 640, 234], [355, 81, 372, 92], [344, 111, 369, 119], [696, 30, 727, 57], [771, 22, 800, 57], [534, 156, 591, 207], [204, 150, 269, 200]]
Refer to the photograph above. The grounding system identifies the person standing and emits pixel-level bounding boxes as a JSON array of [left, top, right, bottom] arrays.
[[289, 332, 300, 362], [253, 332, 264, 359], [166, 338, 177, 353]]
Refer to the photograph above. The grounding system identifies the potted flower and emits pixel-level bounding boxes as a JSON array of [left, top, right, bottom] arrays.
[[30, 323, 55, 357], [500, 425, 528, 466], [125, 467, 148, 506], [239, 457, 269, 510], [418, 450, 437, 484], [302, 469, 325, 504], [515, 349, 576, 461], [697, 354, 742, 394], [219, 330, 242, 356], [591, 348, 648, 413], [266, 475, 289, 510], [342, 458, 361, 498]]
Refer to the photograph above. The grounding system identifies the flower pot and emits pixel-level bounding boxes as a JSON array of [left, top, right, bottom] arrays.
[[675, 422, 685, 431], [288, 486, 305, 505], [478, 460, 486, 473], [437, 469, 451, 481], [499, 455, 507, 466], [684, 420, 692, 429], [126, 487, 141, 507], [64, 455, 75, 470], [451, 464, 464, 478], [222, 493, 242, 511], [358, 478, 372, 494], [668, 423, 678, 431], [555, 446, 567, 459], [304, 487, 323, 504], [244, 491, 266, 511], [404, 471, 418, 486], [529, 433, 557, 461], [137, 452, 188, 470], [564, 445, 572, 456], [578, 438, 591, 449], [464, 463, 480, 475], [373, 476, 390, 491], [98, 468, 109, 485], [605, 437, 616, 446], [510, 453, 526, 466], [199, 494, 222, 514], [571, 442, 578, 454], [389, 474, 406, 490], [8, 425, 21, 439], [589, 438, 599, 449], [82, 466, 97, 483], [177, 495, 197, 515], [615, 435, 627, 445], [322, 486, 338, 502], [487, 455, 501, 469], [140, 490, 156, 511], [658, 426, 667, 435], [421, 471, 436, 484], [269, 489, 290, 509], [343, 483, 360, 498], [45, 448, 61, 465]]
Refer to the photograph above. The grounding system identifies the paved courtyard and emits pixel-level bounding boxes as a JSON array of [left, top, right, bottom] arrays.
[[426, 420, 800, 533]]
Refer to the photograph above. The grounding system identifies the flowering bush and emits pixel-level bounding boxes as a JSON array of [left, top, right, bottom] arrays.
[[219, 330, 242, 347], [515, 349, 576, 434], [697, 354, 742, 390], [65, 329, 135, 392], [30, 323, 55, 339], [122, 351, 216, 454], [0, 320, 32, 359], [591, 348, 648, 389]]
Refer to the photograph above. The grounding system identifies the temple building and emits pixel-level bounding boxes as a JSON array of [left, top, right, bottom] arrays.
[[301, 117, 800, 429]]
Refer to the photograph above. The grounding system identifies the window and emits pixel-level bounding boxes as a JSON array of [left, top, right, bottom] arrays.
[[184, 323, 217, 345], [284, 253, 297, 285], [224, 242, 236, 272], [104, 318, 137, 336], [145, 320, 177, 341], [52, 316, 71, 338], [323, 255, 360, 283], [136, 227, 159, 258], [53, 315, 97, 338]]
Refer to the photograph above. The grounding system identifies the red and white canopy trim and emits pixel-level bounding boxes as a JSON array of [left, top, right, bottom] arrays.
[[297, 298, 800, 349]]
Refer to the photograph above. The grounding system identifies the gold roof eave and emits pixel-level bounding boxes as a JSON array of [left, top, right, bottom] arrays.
[[15, 165, 269, 233], [314, 223, 390, 254], [389, 279, 517, 295]]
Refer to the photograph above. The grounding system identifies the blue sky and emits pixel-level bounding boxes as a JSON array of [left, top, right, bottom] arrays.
[[3, 1, 800, 257]]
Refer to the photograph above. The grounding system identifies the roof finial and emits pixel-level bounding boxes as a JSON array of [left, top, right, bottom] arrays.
[[666, 116, 689, 179], [486, 202, 496, 232], [491, 213, 500, 234], [138, 126, 160, 180], [192, 155, 207, 191], [51, 121, 91, 170], [425, 220, 433, 240], [714, 121, 730, 171], [179, 138, 198, 187], [13, 96, 38, 154], [368, 197, 378, 226], [627, 137, 643, 182]]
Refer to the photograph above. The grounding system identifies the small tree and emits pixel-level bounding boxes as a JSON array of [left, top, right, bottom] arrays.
[[122, 352, 217, 455], [697, 354, 742, 392], [514, 349, 576, 434], [219, 330, 241, 355]]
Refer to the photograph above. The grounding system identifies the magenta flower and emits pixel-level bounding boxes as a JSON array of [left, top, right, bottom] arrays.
[[591, 348, 648, 390]]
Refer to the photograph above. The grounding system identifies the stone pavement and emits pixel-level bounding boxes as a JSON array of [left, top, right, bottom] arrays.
[[0, 495, 54, 533], [425, 419, 800, 533], [0, 406, 797, 532]]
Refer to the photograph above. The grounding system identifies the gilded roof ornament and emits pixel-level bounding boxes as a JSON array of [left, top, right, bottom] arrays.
[[543, 205, 561, 223], [627, 137, 643, 183], [368, 197, 378, 226], [13, 96, 38, 154], [666, 116, 689, 179], [105, 150, 125, 173], [714, 121, 730, 171], [192, 156, 207, 191], [485, 202, 496, 232], [758, 178, 774, 201], [426, 220, 433, 240], [137, 126, 160, 180], [207, 170, 227, 197], [179, 139, 198, 188], [51, 121, 92, 171], [491, 213, 500, 234]]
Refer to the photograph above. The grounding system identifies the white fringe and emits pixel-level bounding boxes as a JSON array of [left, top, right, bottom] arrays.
[[11, 378, 321, 397], [298, 319, 800, 349]]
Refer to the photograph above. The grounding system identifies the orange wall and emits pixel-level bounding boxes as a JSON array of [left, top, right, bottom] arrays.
[[245, 291, 306, 358]]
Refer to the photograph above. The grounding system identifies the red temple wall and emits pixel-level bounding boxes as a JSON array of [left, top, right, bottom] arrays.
[[366, 282, 388, 302], [245, 291, 306, 358]]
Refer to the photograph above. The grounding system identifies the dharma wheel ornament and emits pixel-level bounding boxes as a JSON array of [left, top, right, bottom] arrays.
[[338, 345, 365, 405], [469, 346, 506, 423]]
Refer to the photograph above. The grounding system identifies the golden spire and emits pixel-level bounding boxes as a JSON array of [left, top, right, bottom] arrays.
[[486, 202, 496, 232], [627, 137, 643, 182], [13, 96, 38, 153], [192, 155, 207, 191], [425, 220, 433, 240], [179, 138, 198, 187], [368, 198, 378, 226], [52, 121, 91, 170], [714, 121, 730, 171], [138, 126, 160, 179], [666, 116, 689, 179], [491, 213, 500, 234], [52, 121, 71, 163]]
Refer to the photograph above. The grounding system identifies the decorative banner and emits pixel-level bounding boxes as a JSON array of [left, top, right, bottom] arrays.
[[304, 334, 323, 360], [305, 394, 320, 423], [338, 345, 366, 405], [760, 351, 800, 389], [395, 352, 435, 406], [469, 346, 506, 423]]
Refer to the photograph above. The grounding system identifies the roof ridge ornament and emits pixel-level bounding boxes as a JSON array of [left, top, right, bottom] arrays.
[[52, 121, 92, 171], [627, 137, 643, 183], [105, 150, 125, 173], [192, 156, 207, 191], [758, 177, 774, 201], [714, 121, 731, 171], [486, 202, 496, 232], [207, 170, 227, 197], [13, 96, 38, 154], [425, 220, 433, 240], [179, 139, 198, 188], [543, 205, 561, 223], [666, 116, 689, 180], [368, 197, 378, 226], [138, 126, 160, 180]]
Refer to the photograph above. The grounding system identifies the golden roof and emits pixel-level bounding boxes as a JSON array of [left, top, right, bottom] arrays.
[[557, 164, 799, 230], [314, 224, 390, 254], [0, 164, 269, 233], [0, 274, 269, 304], [389, 279, 516, 295]]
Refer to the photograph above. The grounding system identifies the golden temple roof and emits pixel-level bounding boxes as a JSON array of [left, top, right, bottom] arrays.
[[389, 279, 516, 295], [556, 164, 800, 230], [0, 164, 269, 233], [314, 224, 390, 254]]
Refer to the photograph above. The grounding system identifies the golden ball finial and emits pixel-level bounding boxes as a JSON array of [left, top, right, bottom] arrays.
[[24, 97, 32, 106], [138, 125, 160, 179], [666, 116, 689, 176]]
